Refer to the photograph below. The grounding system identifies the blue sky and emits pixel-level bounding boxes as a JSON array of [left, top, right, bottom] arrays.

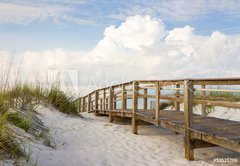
[[0, 0, 240, 53]]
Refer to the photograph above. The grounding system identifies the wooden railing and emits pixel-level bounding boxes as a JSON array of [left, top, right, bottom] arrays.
[[77, 78, 240, 160]]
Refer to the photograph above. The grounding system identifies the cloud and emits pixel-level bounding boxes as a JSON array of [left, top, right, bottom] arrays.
[[0, 2, 93, 25], [101, 15, 166, 50], [2, 0, 240, 27], [1, 15, 240, 95], [109, 0, 240, 21]]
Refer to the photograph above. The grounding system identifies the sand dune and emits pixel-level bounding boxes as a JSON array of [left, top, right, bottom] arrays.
[[28, 106, 239, 166]]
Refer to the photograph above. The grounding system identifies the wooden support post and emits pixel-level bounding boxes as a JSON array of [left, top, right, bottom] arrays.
[[175, 84, 180, 111], [184, 80, 194, 160], [109, 87, 114, 122], [114, 95, 117, 109], [88, 94, 91, 113], [201, 85, 207, 116], [78, 98, 81, 112], [155, 82, 160, 125], [106, 98, 108, 110], [143, 88, 148, 110], [132, 81, 139, 134], [100, 99, 102, 110], [82, 97, 85, 112], [121, 84, 126, 116], [94, 91, 99, 116], [103, 89, 106, 110]]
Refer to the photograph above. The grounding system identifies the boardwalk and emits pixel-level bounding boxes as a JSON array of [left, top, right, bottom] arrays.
[[78, 78, 240, 160]]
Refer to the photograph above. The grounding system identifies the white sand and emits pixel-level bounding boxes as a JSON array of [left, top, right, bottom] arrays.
[[26, 106, 240, 166]]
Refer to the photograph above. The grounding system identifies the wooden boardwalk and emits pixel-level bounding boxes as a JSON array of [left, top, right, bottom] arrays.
[[78, 78, 240, 160]]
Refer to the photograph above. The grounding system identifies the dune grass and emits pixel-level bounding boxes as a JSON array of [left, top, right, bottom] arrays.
[[0, 82, 79, 160]]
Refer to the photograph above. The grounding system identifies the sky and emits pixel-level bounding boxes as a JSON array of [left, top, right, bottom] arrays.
[[0, 0, 240, 95]]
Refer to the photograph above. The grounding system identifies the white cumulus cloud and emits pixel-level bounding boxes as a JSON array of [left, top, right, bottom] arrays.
[[1, 15, 240, 95]]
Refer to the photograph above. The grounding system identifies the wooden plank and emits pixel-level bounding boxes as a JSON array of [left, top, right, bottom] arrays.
[[106, 98, 109, 110], [82, 97, 85, 112], [192, 139, 217, 149], [109, 87, 114, 122], [192, 79, 240, 85], [184, 80, 194, 160], [143, 88, 147, 110], [197, 88, 240, 93], [175, 84, 180, 111], [121, 84, 126, 116], [155, 82, 160, 125], [78, 98, 81, 112], [100, 98, 103, 110], [138, 94, 155, 98], [114, 92, 117, 109], [201, 85, 206, 116], [132, 81, 139, 134], [125, 94, 133, 99], [88, 94, 91, 113], [95, 91, 99, 111], [103, 89, 106, 110]]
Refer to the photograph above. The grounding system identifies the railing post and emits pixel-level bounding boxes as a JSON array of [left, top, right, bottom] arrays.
[[88, 94, 91, 113], [78, 98, 82, 112], [114, 95, 117, 109], [106, 98, 108, 110], [175, 84, 180, 111], [103, 89, 106, 110], [109, 87, 114, 122], [132, 81, 139, 134], [100, 99, 102, 110], [94, 91, 99, 116], [121, 84, 126, 116], [155, 82, 160, 125], [201, 85, 206, 116], [143, 88, 148, 110], [82, 97, 85, 112], [184, 79, 194, 160]]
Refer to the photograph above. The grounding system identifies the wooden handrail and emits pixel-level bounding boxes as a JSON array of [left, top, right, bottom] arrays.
[[77, 78, 240, 161], [78, 78, 240, 114]]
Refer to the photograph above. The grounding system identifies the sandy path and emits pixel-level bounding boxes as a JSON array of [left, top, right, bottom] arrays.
[[29, 107, 239, 166]]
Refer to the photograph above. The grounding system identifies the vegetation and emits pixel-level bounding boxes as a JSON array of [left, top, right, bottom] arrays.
[[0, 82, 78, 160]]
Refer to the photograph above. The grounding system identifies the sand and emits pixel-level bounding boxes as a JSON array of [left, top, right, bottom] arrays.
[[25, 106, 240, 166]]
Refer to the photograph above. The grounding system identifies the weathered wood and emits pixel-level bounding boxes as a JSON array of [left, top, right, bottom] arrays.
[[184, 80, 194, 160], [174, 84, 180, 111], [82, 97, 85, 112], [197, 88, 240, 93], [88, 94, 91, 113], [95, 91, 99, 110], [114, 94, 117, 109], [103, 89, 106, 110], [78, 98, 82, 112], [121, 84, 126, 116], [192, 139, 217, 149], [155, 82, 160, 125], [100, 99, 102, 110], [192, 79, 240, 85], [106, 98, 109, 110], [78, 78, 240, 161], [132, 81, 139, 134], [138, 94, 155, 98], [201, 85, 206, 116], [109, 88, 114, 122], [125, 94, 133, 99], [143, 88, 147, 110]]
